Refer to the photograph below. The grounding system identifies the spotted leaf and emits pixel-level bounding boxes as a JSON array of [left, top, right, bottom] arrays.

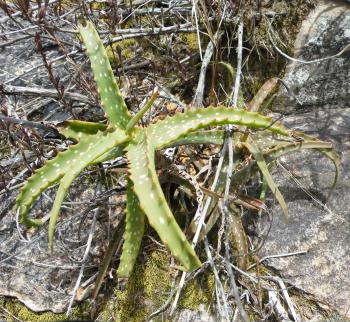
[[127, 128, 201, 271], [147, 106, 289, 149], [58, 120, 128, 164], [117, 180, 145, 278], [170, 130, 226, 146], [58, 120, 107, 140], [48, 129, 129, 250], [16, 138, 97, 227], [79, 21, 131, 129]]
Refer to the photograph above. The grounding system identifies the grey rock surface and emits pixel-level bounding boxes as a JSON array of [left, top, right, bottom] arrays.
[[260, 0, 350, 318], [176, 304, 216, 322]]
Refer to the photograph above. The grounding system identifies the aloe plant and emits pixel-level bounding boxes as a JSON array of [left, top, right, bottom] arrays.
[[15, 21, 338, 287]]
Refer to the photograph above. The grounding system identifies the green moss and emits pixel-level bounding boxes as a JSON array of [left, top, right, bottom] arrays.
[[99, 249, 214, 322], [0, 298, 86, 322], [179, 33, 199, 51], [90, 2, 107, 10], [98, 251, 170, 322], [105, 38, 137, 67], [179, 273, 214, 310]]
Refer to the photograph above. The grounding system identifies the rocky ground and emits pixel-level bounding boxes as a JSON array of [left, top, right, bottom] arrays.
[[263, 1, 350, 319]]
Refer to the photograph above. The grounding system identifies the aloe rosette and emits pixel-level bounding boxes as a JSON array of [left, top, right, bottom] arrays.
[[15, 21, 338, 289]]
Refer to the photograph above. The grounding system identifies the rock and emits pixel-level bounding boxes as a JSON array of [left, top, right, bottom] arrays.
[[176, 304, 216, 322], [260, 0, 350, 319]]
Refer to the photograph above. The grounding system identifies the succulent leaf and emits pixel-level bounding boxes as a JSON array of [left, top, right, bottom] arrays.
[[127, 128, 201, 271], [79, 21, 131, 129], [58, 120, 126, 165], [16, 139, 96, 227], [126, 89, 159, 132], [91, 144, 126, 164], [58, 120, 107, 140], [244, 139, 289, 220], [171, 130, 226, 146], [147, 106, 289, 149], [117, 180, 145, 278], [171, 130, 289, 149], [45, 129, 129, 250]]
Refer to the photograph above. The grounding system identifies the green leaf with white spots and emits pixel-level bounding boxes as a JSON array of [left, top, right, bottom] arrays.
[[170, 129, 289, 149], [58, 120, 107, 140], [127, 128, 201, 271], [170, 130, 226, 146], [147, 106, 289, 149], [48, 129, 129, 250], [58, 120, 126, 165], [16, 139, 94, 227], [244, 139, 289, 220], [117, 180, 145, 278], [167, 129, 292, 149], [79, 21, 131, 129]]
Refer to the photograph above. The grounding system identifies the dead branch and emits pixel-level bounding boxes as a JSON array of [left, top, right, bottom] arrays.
[[2, 84, 91, 104]]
